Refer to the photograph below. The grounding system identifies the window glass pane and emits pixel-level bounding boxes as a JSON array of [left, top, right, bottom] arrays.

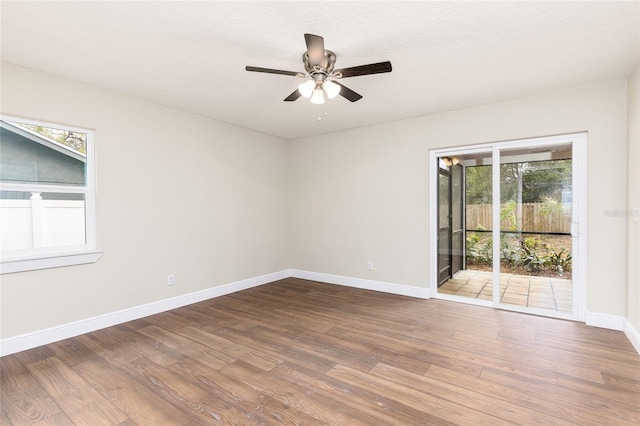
[[0, 191, 86, 251], [0, 120, 86, 186]]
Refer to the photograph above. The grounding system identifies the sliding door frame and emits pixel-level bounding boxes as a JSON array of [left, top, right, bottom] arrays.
[[429, 133, 587, 321]]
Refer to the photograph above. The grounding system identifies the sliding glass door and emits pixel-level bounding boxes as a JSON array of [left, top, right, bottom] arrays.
[[431, 134, 585, 320]]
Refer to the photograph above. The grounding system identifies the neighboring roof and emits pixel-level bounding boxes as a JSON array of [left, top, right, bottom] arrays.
[[0, 120, 86, 163]]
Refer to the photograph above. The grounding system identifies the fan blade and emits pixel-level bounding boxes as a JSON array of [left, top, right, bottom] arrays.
[[335, 61, 392, 78], [334, 81, 363, 102], [304, 33, 325, 67], [284, 90, 302, 102], [246, 66, 299, 76]]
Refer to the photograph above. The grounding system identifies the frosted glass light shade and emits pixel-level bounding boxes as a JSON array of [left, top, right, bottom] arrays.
[[323, 80, 341, 99], [298, 80, 315, 98], [310, 88, 325, 104]]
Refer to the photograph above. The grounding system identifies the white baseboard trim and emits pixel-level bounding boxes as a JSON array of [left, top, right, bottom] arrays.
[[585, 311, 626, 331], [291, 269, 430, 299], [0, 269, 291, 357], [584, 312, 640, 355], [624, 319, 640, 355]]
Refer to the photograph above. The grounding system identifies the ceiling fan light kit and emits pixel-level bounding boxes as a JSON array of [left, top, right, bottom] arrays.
[[323, 80, 341, 99], [310, 87, 325, 105], [246, 33, 392, 105], [298, 80, 316, 98]]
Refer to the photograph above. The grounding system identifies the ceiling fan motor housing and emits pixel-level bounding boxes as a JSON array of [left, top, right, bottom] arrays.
[[303, 49, 336, 78]]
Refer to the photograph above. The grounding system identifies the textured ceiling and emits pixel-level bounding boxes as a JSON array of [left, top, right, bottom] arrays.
[[1, 1, 639, 140]]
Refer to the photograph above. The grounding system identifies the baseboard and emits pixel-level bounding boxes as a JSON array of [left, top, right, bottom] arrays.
[[291, 269, 430, 299], [624, 319, 640, 355], [0, 269, 291, 357], [585, 311, 625, 331]]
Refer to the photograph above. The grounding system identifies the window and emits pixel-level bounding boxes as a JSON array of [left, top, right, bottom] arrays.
[[0, 117, 101, 273]]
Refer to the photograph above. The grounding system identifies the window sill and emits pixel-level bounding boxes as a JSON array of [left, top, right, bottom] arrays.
[[0, 251, 103, 274]]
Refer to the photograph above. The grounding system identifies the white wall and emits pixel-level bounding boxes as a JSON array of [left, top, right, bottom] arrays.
[[1, 61, 633, 345], [628, 63, 640, 333], [289, 80, 629, 318], [0, 62, 290, 340]]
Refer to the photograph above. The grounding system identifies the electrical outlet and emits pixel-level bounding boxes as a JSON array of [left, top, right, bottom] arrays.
[[168, 274, 175, 286], [367, 261, 374, 271]]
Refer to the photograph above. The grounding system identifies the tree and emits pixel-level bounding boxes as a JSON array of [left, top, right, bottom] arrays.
[[465, 159, 571, 204], [16, 123, 87, 154], [465, 165, 492, 204]]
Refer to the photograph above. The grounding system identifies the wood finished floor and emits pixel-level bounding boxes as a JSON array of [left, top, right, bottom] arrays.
[[2, 278, 639, 425]]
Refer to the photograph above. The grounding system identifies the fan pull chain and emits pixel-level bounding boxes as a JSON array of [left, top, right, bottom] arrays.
[[317, 103, 329, 122]]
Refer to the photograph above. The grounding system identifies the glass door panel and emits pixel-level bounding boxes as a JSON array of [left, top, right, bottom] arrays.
[[498, 145, 573, 314], [462, 153, 493, 301], [437, 152, 493, 301]]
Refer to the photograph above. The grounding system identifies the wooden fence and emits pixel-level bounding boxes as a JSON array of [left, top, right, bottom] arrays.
[[466, 203, 571, 234]]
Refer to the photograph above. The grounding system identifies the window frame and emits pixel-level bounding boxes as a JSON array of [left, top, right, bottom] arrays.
[[0, 115, 101, 274]]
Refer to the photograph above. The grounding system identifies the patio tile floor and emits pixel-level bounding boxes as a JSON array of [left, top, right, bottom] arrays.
[[438, 269, 573, 313]]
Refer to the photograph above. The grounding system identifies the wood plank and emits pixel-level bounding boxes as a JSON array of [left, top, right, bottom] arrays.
[[370, 362, 563, 425], [219, 360, 382, 426], [212, 327, 335, 373], [194, 305, 268, 332], [136, 325, 235, 369], [533, 331, 640, 374], [1, 409, 13, 426], [13, 347, 56, 367], [173, 326, 279, 371], [74, 330, 140, 367], [0, 355, 61, 425], [326, 363, 508, 425], [72, 356, 189, 425], [425, 364, 576, 422], [556, 372, 640, 407], [98, 324, 186, 367], [46, 338, 97, 366], [271, 361, 454, 425], [290, 325, 431, 375], [333, 317, 602, 384], [480, 367, 640, 424], [24, 357, 128, 426], [121, 357, 259, 424], [250, 325, 378, 372], [602, 372, 640, 392], [170, 358, 326, 425], [326, 325, 483, 377], [26, 412, 74, 426]]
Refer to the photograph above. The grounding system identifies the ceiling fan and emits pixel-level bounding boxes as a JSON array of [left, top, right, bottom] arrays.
[[246, 33, 392, 104]]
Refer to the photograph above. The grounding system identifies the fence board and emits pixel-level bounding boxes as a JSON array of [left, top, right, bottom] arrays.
[[466, 203, 571, 234]]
